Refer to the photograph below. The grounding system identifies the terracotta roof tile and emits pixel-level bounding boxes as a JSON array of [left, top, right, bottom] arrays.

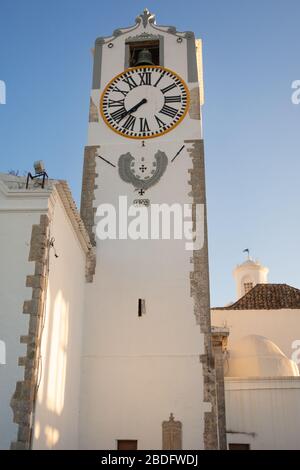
[[213, 284, 300, 310]]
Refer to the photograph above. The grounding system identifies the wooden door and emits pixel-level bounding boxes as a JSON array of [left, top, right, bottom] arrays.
[[117, 440, 138, 450]]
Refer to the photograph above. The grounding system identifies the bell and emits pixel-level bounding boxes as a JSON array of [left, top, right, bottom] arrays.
[[135, 48, 154, 66]]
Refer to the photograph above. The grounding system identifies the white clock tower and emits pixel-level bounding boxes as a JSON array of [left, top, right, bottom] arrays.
[[80, 9, 220, 450]]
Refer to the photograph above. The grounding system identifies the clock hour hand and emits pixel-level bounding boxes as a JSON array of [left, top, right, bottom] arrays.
[[120, 98, 147, 120]]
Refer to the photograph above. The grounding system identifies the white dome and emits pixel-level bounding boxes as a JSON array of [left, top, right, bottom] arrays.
[[227, 335, 299, 378]]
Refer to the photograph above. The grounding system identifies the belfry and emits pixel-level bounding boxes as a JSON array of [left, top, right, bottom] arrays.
[[79, 8, 219, 449]]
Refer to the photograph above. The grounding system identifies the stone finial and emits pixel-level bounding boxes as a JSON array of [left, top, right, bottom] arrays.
[[136, 8, 156, 28]]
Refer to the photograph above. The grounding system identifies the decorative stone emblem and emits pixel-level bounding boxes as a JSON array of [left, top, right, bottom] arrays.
[[162, 413, 182, 450], [133, 199, 150, 207], [118, 150, 168, 194]]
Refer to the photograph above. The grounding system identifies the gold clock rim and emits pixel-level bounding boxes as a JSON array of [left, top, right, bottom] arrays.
[[99, 65, 190, 140]]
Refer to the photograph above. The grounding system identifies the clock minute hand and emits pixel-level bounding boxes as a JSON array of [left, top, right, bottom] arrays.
[[120, 98, 147, 120]]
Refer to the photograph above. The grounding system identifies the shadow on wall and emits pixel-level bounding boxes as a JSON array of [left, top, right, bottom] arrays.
[[34, 288, 69, 449]]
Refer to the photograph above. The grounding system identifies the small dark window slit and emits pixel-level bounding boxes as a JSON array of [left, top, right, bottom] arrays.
[[138, 299, 142, 317], [138, 299, 145, 317]]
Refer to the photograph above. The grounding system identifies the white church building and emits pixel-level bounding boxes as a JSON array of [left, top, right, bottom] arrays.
[[1, 9, 220, 450], [0, 173, 92, 449], [212, 258, 300, 450]]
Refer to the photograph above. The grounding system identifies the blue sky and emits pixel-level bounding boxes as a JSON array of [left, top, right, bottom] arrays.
[[0, 0, 299, 306]]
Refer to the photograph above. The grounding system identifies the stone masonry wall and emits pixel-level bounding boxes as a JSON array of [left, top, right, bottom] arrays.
[[80, 146, 99, 247], [186, 139, 219, 449], [10, 214, 50, 449]]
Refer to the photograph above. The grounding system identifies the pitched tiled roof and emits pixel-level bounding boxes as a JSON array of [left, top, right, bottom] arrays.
[[213, 284, 300, 310]]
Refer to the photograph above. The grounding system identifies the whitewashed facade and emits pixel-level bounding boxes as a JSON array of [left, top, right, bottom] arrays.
[[212, 259, 300, 450], [79, 9, 217, 450], [0, 174, 90, 449]]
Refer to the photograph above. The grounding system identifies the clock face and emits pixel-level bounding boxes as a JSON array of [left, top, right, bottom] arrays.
[[100, 65, 189, 139]]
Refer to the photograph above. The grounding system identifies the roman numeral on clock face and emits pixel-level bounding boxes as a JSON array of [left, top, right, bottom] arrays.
[[155, 115, 166, 128], [112, 86, 128, 97], [110, 106, 127, 123], [123, 115, 136, 131], [159, 104, 178, 118], [165, 95, 181, 103], [153, 71, 166, 87], [122, 75, 138, 90], [108, 98, 125, 108], [139, 118, 150, 132], [161, 83, 177, 94], [138, 72, 152, 86]]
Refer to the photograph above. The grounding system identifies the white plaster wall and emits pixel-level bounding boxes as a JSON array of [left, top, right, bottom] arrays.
[[225, 378, 300, 449], [79, 167, 207, 447], [32, 195, 86, 450], [0, 192, 45, 449], [80, 356, 204, 450], [79, 141, 206, 448], [211, 308, 300, 371]]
